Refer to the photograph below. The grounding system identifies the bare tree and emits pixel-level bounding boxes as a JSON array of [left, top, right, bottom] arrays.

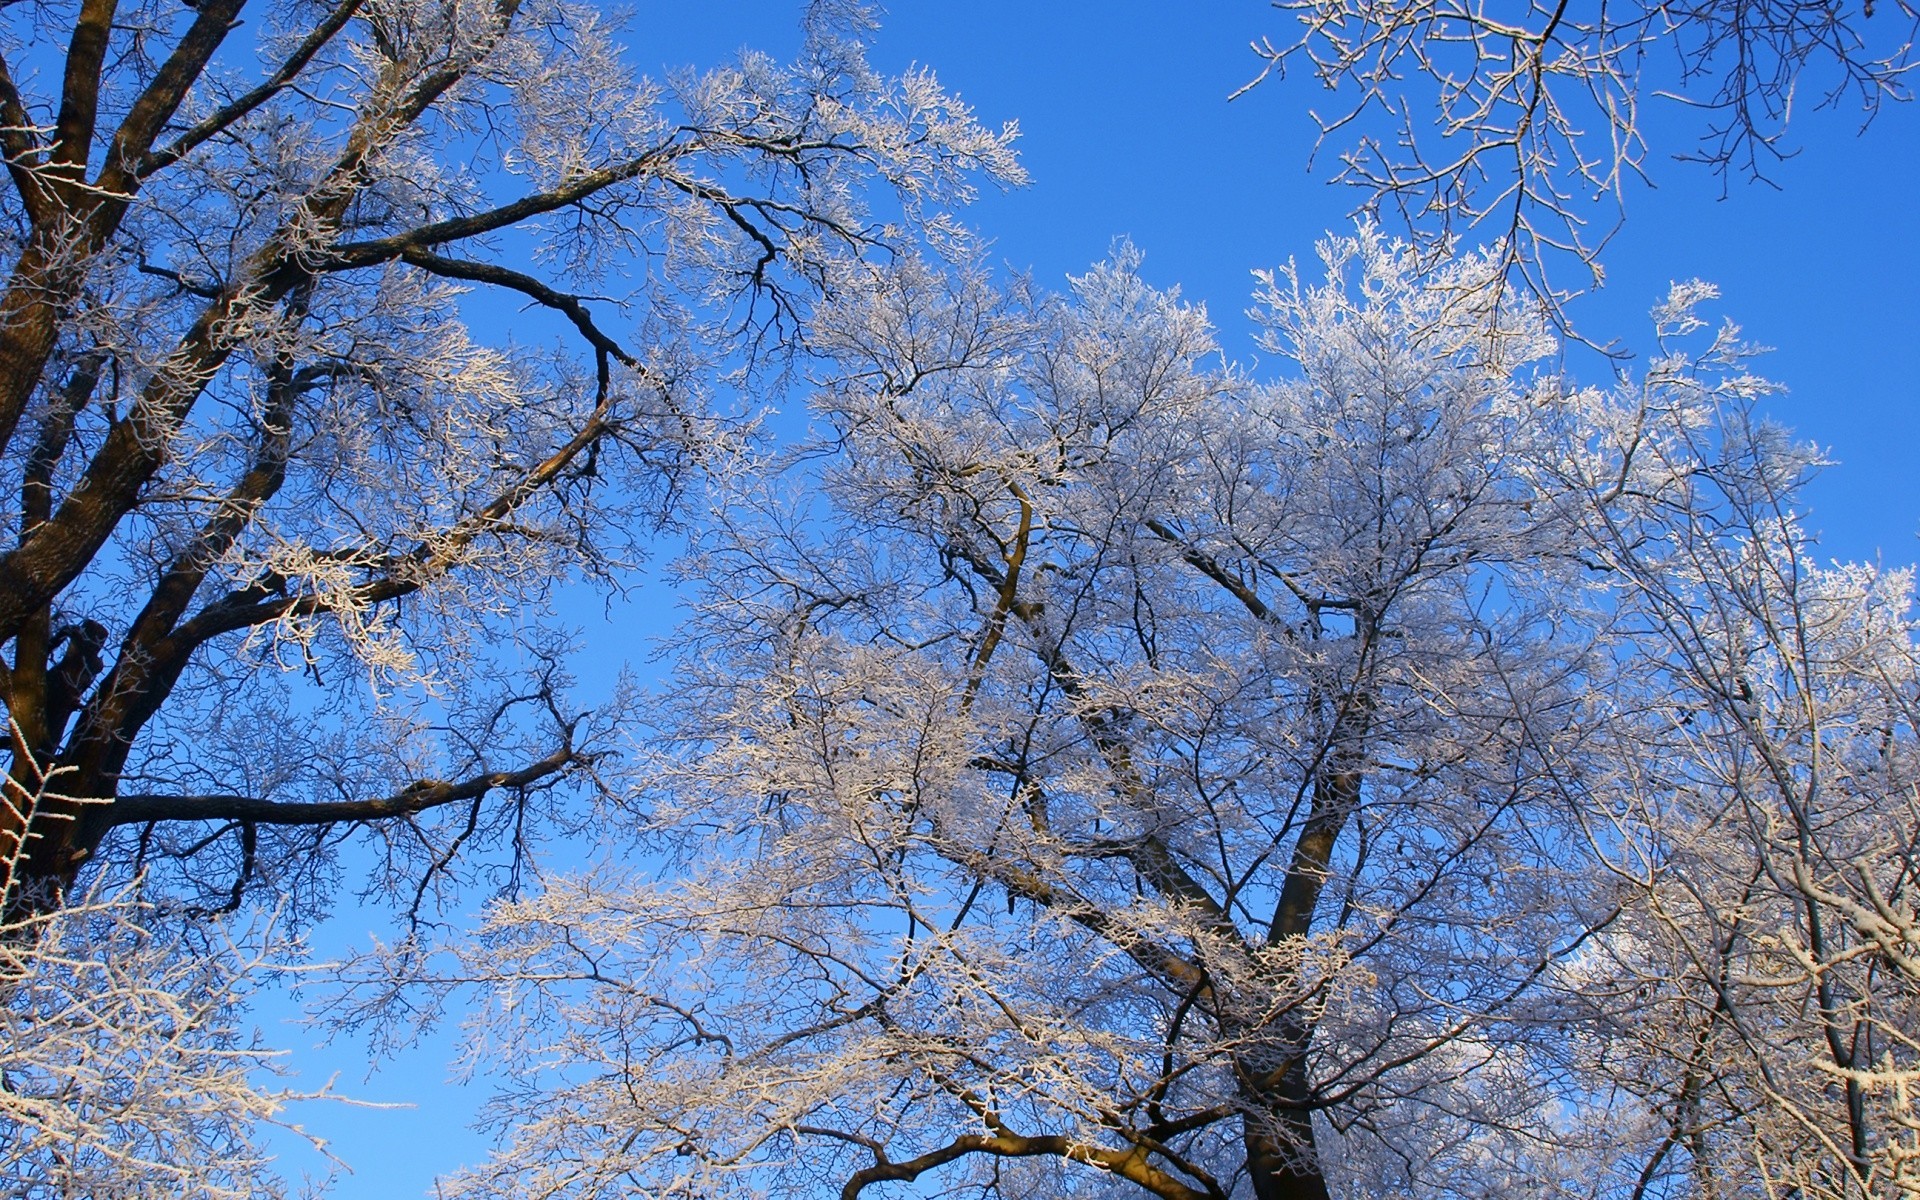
[[0, 0, 1019, 920], [1564, 295, 1920, 1200], [1242, 0, 1918, 298], [378, 231, 1666, 1200], [352, 231, 1920, 1200]]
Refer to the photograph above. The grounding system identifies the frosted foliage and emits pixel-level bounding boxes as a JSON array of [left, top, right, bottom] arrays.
[[360, 231, 1613, 1199], [0, 0, 1017, 920], [1, 749, 309, 1200], [1562, 320, 1920, 1200], [364, 233, 1920, 1200], [1245, 0, 1917, 300], [0, 902, 302, 1200]]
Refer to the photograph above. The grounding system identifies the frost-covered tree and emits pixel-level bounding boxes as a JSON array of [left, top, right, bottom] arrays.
[[1561, 298, 1920, 1200], [392, 230, 1655, 1200], [1242, 0, 1917, 296], [0, 0, 1019, 918], [0, 732, 314, 1200], [390, 232, 1920, 1200]]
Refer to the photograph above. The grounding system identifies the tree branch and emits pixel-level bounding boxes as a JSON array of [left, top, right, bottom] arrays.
[[394, 248, 639, 368], [324, 138, 697, 266], [838, 1126, 1213, 1200], [51, 0, 118, 180], [0, 48, 50, 224], [137, 0, 368, 180], [105, 742, 583, 830], [92, 0, 251, 206]]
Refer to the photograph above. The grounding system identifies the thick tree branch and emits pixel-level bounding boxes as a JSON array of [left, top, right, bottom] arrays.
[[137, 0, 368, 179], [51, 0, 118, 179], [91, 0, 252, 207], [394, 248, 639, 368], [838, 1126, 1214, 1200], [324, 138, 697, 265], [106, 742, 583, 830], [0, 49, 50, 224], [59, 343, 309, 795]]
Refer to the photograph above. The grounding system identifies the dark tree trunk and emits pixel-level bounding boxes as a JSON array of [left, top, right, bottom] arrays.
[[1244, 1100, 1333, 1200]]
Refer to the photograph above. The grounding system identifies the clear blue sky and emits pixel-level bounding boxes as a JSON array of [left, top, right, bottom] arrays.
[[266, 3, 1920, 1194]]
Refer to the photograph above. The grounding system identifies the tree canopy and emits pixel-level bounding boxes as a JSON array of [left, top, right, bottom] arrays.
[[0, 0, 1016, 920], [358, 231, 1920, 1200], [3, 3, 1916, 1199]]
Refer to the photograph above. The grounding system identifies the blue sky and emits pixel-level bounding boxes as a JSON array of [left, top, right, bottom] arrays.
[[267, 3, 1920, 1194]]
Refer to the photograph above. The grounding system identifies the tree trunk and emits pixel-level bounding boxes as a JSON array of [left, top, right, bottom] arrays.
[[1241, 1040, 1333, 1200]]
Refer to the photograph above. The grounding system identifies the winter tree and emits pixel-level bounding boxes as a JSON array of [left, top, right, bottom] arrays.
[[1240, 0, 1918, 295], [371, 230, 1647, 1200], [0, 730, 316, 1200], [1562, 297, 1920, 1200], [0, 0, 1018, 922], [10, 1, 1912, 1195], [0, 2, 1016, 1189], [378, 230, 1920, 1200]]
